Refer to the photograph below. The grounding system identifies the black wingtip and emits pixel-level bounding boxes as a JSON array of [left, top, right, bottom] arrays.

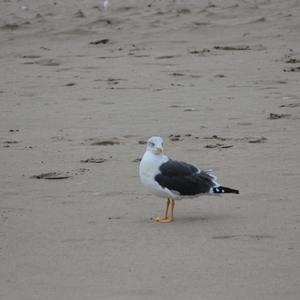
[[214, 186, 240, 194]]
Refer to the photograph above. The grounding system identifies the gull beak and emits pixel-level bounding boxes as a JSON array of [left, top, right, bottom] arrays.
[[156, 146, 164, 154]]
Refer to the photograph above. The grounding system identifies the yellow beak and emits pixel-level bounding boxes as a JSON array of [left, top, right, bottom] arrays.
[[156, 146, 164, 154]]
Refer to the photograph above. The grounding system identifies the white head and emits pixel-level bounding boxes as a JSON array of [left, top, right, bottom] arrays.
[[146, 136, 164, 155]]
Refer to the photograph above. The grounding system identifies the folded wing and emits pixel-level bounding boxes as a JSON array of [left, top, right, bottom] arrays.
[[155, 160, 218, 196]]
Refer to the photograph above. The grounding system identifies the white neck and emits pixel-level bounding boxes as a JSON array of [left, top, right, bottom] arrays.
[[139, 150, 168, 178]]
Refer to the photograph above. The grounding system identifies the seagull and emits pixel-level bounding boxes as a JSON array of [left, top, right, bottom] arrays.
[[139, 136, 239, 223]]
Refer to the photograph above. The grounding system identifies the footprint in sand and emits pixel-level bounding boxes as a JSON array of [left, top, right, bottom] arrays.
[[86, 137, 121, 146], [31, 169, 89, 180]]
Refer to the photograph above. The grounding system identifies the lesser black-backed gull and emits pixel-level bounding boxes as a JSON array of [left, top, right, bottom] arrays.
[[139, 136, 239, 223]]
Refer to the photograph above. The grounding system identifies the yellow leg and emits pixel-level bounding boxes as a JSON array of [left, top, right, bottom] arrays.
[[164, 198, 170, 219], [170, 199, 175, 220], [152, 198, 174, 223]]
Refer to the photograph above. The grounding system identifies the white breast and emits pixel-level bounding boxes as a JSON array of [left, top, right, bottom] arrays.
[[139, 151, 179, 199]]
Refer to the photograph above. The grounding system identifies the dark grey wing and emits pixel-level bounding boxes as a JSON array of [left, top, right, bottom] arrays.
[[155, 160, 217, 196], [158, 160, 198, 176]]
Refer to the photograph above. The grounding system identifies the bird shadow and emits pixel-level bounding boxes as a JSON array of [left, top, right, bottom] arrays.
[[173, 212, 235, 224], [135, 211, 235, 225]]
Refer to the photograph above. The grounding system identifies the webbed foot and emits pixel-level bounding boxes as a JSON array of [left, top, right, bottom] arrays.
[[151, 216, 174, 223]]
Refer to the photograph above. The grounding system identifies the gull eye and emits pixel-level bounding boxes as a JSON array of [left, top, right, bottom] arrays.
[[148, 141, 155, 147]]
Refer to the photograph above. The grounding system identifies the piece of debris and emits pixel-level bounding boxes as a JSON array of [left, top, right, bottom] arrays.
[[214, 74, 225, 78], [169, 134, 183, 142], [91, 140, 120, 146], [31, 172, 72, 180], [80, 158, 107, 163], [280, 103, 300, 108], [183, 108, 196, 111], [247, 137, 267, 143], [283, 66, 300, 72], [205, 143, 233, 149], [204, 135, 230, 141], [3, 140, 21, 144], [188, 48, 211, 55], [170, 72, 185, 76], [285, 58, 300, 63], [90, 39, 110, 45], [138, 140, 147, 144], [108, 216, 121, 220], [133, 158, 142, 163], [268, 113, 291, 119], [214, 45, 250, 51]]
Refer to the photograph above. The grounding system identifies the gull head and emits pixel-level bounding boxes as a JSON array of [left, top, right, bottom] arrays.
[[146, 136, 164, 155]]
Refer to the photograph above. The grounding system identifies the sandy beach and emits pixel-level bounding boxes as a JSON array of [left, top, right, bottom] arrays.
[[1, 1, 300, 299]]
